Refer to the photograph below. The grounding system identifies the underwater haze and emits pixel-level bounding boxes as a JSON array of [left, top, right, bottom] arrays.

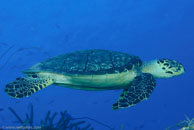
[[0, 0, 194, 130]]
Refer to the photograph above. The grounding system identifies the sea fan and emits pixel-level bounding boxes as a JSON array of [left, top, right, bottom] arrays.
[[7, 104, 114, 130]]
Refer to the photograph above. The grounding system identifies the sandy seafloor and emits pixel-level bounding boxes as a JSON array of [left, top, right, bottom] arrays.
[[0, 0, 194, 130]]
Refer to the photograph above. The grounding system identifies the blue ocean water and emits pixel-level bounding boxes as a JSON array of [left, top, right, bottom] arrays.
[[0, 0, 194, 129]]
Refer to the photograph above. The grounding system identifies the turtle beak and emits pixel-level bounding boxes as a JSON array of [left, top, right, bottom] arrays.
[[183, 66, 186, 73], [177, 63, 185, 75], [179, 62, 185, 73]]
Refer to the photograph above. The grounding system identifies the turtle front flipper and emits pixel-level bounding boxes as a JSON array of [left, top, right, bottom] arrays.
[[5, 75, 54, 98], [113, 73, 156, 110]]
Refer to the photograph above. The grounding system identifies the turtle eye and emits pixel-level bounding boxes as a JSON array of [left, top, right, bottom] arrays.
[[32, 75, 38, 78], [166, 71, 173, 74]]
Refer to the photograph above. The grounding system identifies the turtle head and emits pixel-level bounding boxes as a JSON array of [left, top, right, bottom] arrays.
[[141, 59, 185, 78]]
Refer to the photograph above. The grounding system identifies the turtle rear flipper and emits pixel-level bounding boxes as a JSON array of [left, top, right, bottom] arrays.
[[113, 73, 156, 110], [5, 76, 54, 98]]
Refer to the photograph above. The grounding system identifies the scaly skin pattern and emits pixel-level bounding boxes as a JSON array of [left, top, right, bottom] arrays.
[[5, 75, 53, 98]]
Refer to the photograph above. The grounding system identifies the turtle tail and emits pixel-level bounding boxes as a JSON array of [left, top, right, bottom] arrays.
[[5, 75, 54, 98]]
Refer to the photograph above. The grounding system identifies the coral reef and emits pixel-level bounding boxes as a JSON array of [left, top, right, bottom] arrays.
[[7, 104, 114, 130], [8, 104, 94, 130], [40, 110, 94, 130], [166, 115, 194, 130]]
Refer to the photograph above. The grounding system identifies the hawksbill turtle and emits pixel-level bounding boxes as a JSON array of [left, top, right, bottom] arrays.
[[4, 49, 185, 110]]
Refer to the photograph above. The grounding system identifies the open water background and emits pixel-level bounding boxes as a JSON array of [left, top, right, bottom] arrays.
[[0, 0, 194, 129]]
